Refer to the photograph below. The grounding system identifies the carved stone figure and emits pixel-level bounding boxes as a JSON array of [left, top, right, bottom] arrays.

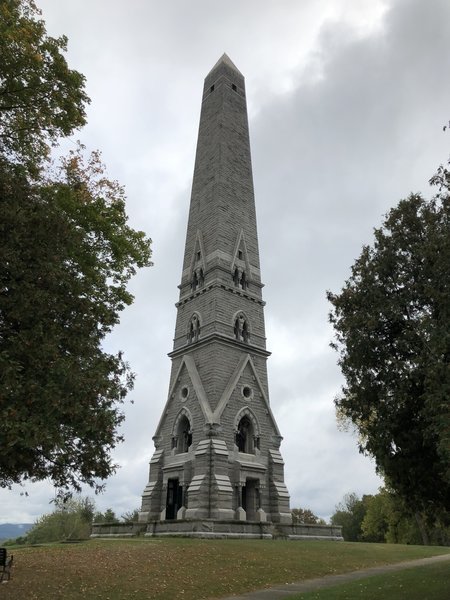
[[187, 313, 200, 343], [234, 313, 249, 343]]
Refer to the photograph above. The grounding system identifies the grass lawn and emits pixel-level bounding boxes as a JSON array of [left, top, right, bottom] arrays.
[[2, 538, 449, 600], [291, 561, 450, 599]]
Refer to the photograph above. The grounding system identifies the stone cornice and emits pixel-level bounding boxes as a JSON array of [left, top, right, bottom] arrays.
[[168, 332, 271, 360], [176, 279, 265, 308]]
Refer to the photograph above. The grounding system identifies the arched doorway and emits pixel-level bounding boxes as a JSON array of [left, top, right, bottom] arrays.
[[241, 478, 259, 521], [165, 478, 183, 520]]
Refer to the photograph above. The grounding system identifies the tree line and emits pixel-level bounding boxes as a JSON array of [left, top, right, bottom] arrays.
[[330, 490, 449, 546], [2, 497, 140, 545]]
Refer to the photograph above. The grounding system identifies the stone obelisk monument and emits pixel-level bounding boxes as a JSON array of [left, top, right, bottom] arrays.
[[90, 55, 343, 540], [139, 55, 290, 536]]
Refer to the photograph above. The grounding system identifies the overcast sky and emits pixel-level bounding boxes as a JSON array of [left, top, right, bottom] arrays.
[[1, 0, 449, 524]]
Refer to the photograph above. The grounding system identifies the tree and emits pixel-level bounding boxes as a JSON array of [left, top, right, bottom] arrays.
[[362, 488, 449, 546], [93, 508, 119, 524], [121, 508, 140, 523], [291, 507, 325, 525], [0, 1, 152, 494], [0, 0, 89, 174], [0, 150, 152, 492], [374, 490, 424, 545], [327, 165, 450, 522], [330, 492, 369, 541], [360, 490, 391, 543], [26, 496, 95, 543]]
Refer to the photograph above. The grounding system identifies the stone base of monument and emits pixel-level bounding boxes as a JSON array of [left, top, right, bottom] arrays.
[[91, 520, 343, 540], [90, 522, 147, 538]]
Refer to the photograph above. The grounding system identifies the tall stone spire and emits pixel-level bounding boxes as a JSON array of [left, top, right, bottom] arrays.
[[139, 55, 291, 534]]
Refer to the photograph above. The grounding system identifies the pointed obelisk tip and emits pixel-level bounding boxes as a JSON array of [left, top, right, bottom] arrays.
[[208, 53, 243, 76]]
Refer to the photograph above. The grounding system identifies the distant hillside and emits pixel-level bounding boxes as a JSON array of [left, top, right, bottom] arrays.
[[0, 523, 33, 542]]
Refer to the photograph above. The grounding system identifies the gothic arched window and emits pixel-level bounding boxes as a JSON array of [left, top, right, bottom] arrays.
[[174, 414, 192, 454], [235, 415, 254, 453]]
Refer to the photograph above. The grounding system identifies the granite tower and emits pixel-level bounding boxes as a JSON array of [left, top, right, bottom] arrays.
[[139, 54, 291, 534]]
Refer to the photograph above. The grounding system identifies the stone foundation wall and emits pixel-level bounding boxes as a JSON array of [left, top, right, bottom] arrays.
[[91, 522, 147, 537], [91, 519, 342, 541]]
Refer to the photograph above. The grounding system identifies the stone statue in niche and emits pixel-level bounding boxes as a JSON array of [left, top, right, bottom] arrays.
[[192, 267, 204, 291], [173, 415, 193, 454], [234, 313, 249, 343], [187, 313, 201, 343], [181, 428, 192, 452], [233, 266, 247, 289], [235, 415, 253, 453]]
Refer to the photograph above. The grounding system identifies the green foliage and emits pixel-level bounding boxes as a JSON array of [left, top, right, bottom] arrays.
[[0, 0, 89, 174], [0, 150, 152, 492], [26, 496, 95, 543], [384, 504, 423, 546], [93, 508, 119, 524], [0, 1, 152, 493], [360, 490, 391, 543], [362, 488, 449, 546], [330, 492, 369, 541], [333, 488, 450, 545], [3, 535, 28, 546], [327, 166, 450, 519], [93, 507, 139, 523], [291, 507, 325, 525]]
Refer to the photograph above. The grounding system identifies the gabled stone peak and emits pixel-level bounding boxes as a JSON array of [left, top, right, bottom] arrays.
[[208, 53, 242, 77]]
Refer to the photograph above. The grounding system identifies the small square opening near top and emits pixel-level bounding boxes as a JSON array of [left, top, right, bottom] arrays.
[[238, 250, 243, 260], [231, 83, 237, 91], [210, 84, 215, 92]]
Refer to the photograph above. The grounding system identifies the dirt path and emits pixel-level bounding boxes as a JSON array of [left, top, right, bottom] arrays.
[[218, 553, 450, 599]]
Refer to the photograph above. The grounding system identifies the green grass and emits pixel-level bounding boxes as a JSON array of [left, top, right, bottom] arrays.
[[2, 538, 449, 599], [291, 562, 450, 599]]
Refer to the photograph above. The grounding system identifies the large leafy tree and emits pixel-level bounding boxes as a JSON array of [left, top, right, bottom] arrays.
[[0, 151, 151, 491], [0, 0, 89, 173], [327, 162, 450, 521], [0, 1, 152, 492]]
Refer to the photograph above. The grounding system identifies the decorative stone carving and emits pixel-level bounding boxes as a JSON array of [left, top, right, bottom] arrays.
[[192, 267, 204, 291], [233, 266, 247, 289], [234, 312, 249, 343], [187, 313, 201, 343]]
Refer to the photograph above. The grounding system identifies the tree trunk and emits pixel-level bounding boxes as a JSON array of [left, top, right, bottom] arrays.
[[415, 512, 430, 545]]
